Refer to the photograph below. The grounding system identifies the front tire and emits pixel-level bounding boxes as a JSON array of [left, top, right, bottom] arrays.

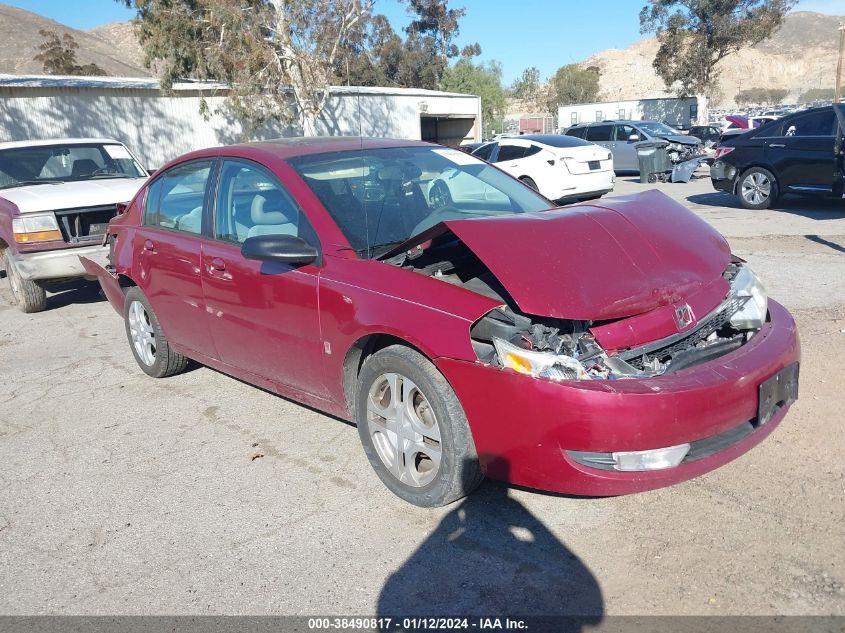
[[355, 345, 483, 507], [737, 167, 777, 210], [3, 250, 47, 313], [123, 287, 188, 378]]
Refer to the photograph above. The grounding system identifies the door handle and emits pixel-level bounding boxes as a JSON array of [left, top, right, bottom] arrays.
[[768, 143, 786, 148], [142, 239, 155, 252], [208, 257, 226, 272]]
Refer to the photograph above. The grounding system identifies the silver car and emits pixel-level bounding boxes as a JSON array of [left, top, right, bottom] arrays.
[[565, 121, 702, 172]]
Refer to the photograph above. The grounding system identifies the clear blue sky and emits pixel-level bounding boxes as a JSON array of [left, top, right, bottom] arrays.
[[6, 0, 843, 84]]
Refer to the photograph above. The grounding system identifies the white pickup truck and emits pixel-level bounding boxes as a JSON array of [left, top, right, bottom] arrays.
[[0, 138, 148, 312]]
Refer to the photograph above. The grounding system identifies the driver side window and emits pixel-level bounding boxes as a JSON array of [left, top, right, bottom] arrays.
[[214, 160, 312, 245]]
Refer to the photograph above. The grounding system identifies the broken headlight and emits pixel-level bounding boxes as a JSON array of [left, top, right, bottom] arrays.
[[730, 266, 768, 330], [492, 337, 589, 381]]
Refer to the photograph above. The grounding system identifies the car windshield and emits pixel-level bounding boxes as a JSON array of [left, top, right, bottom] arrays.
[[636, 122, 680, 136], [0, 143, 146, 190], [288, 145, 552, 257]]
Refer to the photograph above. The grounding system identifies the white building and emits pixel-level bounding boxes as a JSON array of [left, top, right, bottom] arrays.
[[0, 75, 482, 168], [558, 96, 706, 130]]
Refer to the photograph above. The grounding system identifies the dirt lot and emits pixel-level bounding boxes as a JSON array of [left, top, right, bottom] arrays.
[[0, 172, 843, 617]]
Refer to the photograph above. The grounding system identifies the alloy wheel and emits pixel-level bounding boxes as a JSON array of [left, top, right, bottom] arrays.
[[741, 172, 771, 206], [366, 372, 442, 488], [127, 300, 156, 366]]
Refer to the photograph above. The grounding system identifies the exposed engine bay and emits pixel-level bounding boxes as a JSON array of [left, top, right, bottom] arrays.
[[393, 238, 765, 381], [666, 142, 704, 164]]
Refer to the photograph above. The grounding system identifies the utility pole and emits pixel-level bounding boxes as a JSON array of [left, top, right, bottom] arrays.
[[836, 22, 845, 103]]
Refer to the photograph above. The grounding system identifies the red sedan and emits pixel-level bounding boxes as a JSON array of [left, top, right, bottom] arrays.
[[82, 138, 799, 507]]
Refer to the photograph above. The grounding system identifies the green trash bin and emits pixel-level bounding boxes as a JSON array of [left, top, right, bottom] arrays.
[[637, 141, 671, 183]]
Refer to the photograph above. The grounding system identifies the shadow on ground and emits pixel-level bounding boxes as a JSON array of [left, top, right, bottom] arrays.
[[688, 192, 845, 220], [44, 280, 105, 311], [377, 458, 603, 626], [806, 234, 845, 254]]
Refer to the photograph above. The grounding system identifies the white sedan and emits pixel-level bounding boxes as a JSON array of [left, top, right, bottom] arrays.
[[471, 134, 614, 202]]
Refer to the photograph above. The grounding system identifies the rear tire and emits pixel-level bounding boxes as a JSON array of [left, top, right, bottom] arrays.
[[519, 176, 539, 192], [737, 166, 777, 210], [123, 287, 188, 378], [355, 345, 483, 507], [3, 250, 47, 313]]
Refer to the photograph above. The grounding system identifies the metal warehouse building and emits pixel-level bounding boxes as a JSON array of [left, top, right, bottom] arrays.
[[0, 75, 482, 168], [558, 96, 706, 130]]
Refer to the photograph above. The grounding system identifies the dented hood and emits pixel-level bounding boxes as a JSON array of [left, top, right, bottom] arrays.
[[385, 190, 731, 321]]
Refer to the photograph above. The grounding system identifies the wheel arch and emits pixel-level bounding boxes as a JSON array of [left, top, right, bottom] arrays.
[[733, 162, 779, 195], [341, 332, 432, 417]]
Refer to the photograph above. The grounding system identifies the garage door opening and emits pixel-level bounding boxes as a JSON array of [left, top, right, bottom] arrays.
[[420, 115, 476, 147]]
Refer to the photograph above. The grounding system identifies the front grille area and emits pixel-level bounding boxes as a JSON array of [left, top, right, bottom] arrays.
[[55, 205, 118, 243], [620, 295, 747, 370]]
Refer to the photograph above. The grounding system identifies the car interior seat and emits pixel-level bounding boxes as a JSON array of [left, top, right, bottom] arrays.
[[246, 193, 298, 238], [71, 159, 101, 177]]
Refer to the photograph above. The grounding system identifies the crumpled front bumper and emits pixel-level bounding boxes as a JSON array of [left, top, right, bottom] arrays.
[[435, 300, 800, 496], [12, 244, 110, 281]]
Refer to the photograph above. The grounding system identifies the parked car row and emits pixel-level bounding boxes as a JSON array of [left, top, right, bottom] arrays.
[[2, 133, 800, 507]]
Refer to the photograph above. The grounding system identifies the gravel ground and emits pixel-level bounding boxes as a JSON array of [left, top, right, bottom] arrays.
[[0, 173, 843, 617]]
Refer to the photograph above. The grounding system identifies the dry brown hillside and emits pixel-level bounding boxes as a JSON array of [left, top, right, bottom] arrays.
[[584, 11, 844, 107], [0, 3, 149, 76]]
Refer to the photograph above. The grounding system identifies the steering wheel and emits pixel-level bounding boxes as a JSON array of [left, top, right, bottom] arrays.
[[92, 167, 118, 176]]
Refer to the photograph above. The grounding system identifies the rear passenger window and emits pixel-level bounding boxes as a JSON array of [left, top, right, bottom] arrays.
[[585, 125, 612, 142], [566, 127, 586, 139], [524, 145, 542, 157], [144, 160, 212, 234], [495, 145, 527, 162]]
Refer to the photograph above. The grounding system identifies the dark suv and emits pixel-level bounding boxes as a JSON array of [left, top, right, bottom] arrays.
[[711, 105, 844, 209]]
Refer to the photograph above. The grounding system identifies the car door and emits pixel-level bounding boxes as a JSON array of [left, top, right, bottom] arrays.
[[583, 125, 615, 166], [612, 124, 640, 170], [136, 158, 218, 359], [199, 158, 326, 397], [764, 109, 837, 193]]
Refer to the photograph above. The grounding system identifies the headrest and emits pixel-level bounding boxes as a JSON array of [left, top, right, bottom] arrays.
[[251, 194, 291, 225], [71, 159, 100, 177]]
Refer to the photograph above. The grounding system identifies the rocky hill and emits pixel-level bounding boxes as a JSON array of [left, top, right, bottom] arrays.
[[584, 11, 844, 107], [0, 3, 149, 77]]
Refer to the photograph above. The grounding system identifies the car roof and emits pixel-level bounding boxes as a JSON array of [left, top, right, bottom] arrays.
[[506, 134, 593, 148], [174, 136, 436, 164], [0, 138, 126, 150]]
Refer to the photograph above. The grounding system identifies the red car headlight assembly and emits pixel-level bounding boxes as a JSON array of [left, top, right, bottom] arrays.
[[474, 263, 769, 382]]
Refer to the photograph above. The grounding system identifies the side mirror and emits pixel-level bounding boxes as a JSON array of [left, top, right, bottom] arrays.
[[241, 234, 319, 266], [146, 168, 157, 177], [628, 133, 640, 142]]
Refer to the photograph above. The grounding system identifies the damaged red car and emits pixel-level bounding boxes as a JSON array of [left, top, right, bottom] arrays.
[[82, 138, 800, 507]]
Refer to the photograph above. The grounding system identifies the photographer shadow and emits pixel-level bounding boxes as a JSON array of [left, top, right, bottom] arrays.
[[377, 457, 603, 629]]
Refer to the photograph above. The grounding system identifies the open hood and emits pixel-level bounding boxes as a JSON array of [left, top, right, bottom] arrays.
[[382, 190, 731, 321], [0, 178, 146, 214], [725, 115, 749, 129]]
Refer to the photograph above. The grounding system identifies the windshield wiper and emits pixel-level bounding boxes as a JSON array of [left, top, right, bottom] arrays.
[[344, 240, 407, 258], [0, 180, 63, 190]]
